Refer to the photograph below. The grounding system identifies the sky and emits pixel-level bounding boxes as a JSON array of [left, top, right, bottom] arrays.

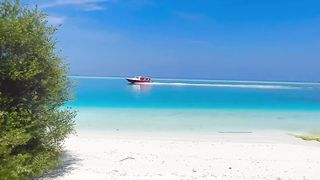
[[21, 0, 320, 82]]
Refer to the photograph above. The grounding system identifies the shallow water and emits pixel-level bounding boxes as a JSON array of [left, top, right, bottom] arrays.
[[68, 76, 320, 133]]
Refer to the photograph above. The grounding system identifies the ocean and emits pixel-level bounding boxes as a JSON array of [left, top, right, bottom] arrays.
[[67, 76, 320, 134]]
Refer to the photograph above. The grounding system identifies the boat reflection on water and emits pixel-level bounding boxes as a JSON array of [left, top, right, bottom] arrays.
[[129, 83, 152, 94]]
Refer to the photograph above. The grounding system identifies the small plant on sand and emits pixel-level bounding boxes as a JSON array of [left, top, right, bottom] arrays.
[[295, 134, 320, 142], [0, 0, 76, 179]]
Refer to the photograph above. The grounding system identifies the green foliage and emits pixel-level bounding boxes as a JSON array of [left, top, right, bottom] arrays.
[[0, 0, 76, 179]]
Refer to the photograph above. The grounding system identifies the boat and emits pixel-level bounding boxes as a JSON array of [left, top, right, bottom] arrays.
[[126, 76, 152, 84]]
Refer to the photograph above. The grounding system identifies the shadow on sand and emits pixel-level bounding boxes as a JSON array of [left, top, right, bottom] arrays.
[[37, 151, 81, 179]]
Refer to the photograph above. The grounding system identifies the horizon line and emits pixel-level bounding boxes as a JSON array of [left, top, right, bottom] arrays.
[[68, 75, 320, 85]]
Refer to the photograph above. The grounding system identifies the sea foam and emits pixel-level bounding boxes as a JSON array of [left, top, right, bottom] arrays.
[[137, 82, 298, 89]]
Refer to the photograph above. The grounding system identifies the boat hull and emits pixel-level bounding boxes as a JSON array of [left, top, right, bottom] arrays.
[[126, 78, 151, 84]]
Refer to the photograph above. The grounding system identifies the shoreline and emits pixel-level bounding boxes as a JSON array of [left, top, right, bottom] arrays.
[[72, 129, 315, 144], [41, 130, 320, 180]]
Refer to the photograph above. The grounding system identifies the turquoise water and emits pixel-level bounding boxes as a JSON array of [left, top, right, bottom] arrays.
[[68, 76, 320, 133]]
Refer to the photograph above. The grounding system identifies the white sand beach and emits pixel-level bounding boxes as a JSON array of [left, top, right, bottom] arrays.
[[41, 131, 320, 180]]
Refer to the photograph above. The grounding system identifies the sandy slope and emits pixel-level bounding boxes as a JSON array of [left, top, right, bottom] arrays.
[[41, 132, 320, 180]]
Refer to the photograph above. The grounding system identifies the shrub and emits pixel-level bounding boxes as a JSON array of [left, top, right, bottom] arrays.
[[0, 0, 76, 179]]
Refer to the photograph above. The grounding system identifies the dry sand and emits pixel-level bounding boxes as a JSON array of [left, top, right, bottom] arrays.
[[41, 131, 320, 180]]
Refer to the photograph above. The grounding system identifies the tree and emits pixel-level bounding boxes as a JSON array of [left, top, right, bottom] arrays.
[[0, 0, 76, 179]]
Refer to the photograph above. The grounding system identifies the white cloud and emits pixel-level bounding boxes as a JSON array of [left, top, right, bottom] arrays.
[[47, 16, 65, 25], [81, 3, 107, 11], [40, 0, 111, 11]]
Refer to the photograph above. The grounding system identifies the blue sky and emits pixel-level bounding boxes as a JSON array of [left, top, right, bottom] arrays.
[[22, 0, 320, 81]]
